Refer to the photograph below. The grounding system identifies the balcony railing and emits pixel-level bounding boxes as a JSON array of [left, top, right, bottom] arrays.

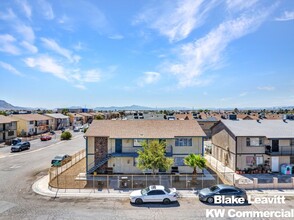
[[265, 145, 294, 156]]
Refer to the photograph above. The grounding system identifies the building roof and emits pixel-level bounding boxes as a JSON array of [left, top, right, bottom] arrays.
[[0, 115, 17, 124], [175, 113, 194, 120], [45, 113, 69, 119], [78, 112, 93, 117], [85, 120, 206, 138], [11, 114, 51, 121], [220, 119, 294, 138], [67, 113, 83, 118]]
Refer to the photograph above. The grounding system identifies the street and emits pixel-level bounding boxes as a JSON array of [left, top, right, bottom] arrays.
[[1, 134, 294, 220]]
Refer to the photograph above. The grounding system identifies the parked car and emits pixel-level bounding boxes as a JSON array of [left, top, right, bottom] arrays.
[[40, 135, 52, 141], [49, 130, 55, 135], [11, 138, 22, 146], [61, 128, 65, 133], [51, 154, 72, 167], [198, 184, 247, 204], [130, 185, 178, 204], [11, 142, 30, 152], [73, 127, 80, 132]]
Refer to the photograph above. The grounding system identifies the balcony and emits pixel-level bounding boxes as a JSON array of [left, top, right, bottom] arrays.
[[265, 145, 294, 156], [110, 145, 173, 157]]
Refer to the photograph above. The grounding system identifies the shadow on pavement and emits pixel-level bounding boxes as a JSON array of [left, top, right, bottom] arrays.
[[130, 201, 180, 208]]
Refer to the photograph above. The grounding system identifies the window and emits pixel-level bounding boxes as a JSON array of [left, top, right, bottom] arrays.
[[175, 138, 192, 146], [8, 131, 14, 136], [219, 189, 237, 194], [246, 156, 255, 166], [133, 158, 138, 166], [256, 156, 263, 165], [246, 137, 263, 147], [30, 121, 34, 125], [290, 156, 294, 164], [291, 139, 294, 146], [174, 157, 185, 166], [133, 139, 146, 147]]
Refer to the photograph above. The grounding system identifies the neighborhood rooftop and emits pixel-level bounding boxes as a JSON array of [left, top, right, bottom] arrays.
[[10, 114, 51, 121], [221, 119, 294, 138], [0, 115, 17, 123], [85, 120, 206, 138], [45, 113, 69, 119]]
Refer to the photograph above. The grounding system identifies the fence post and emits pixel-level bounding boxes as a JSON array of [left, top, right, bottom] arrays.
[[107, 175, 109, 189], [159, 175, 161, 185], [146, 175, 147, 187], [131, 175, 133, 189], [93, 175, 95, 193], [170, 175, 172, 187], [117, 176, 120, 189]]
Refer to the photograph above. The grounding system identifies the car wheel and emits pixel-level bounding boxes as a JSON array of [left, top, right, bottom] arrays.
[[207, 197, 214, 204], [19, 148, 22, 152], [135, 198, 143, 204], [163, 198, 171, 204]]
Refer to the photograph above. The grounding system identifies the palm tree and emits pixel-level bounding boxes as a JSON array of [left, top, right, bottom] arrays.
[[184, 154, 206, 175]]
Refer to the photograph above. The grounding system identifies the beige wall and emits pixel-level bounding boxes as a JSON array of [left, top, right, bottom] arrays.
[[108, 157, 141, 173], [173, 137, 203, 155], [237, 137, 265, 154]]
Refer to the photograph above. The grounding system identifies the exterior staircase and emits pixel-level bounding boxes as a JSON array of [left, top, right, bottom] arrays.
[[87, 154, 112, 174]]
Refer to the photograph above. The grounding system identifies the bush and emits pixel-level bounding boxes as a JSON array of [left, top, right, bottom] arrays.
[[61, 131, 72, 140]]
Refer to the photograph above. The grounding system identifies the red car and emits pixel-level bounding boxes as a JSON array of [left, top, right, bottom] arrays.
[[40, 135, 52, 141]]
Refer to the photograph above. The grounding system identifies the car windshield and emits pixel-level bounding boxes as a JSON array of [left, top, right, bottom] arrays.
[[164, 187, 171, 193], [141, 187, 150, 195], [209, 185, 220, 192], [54, 156, 64, 160]]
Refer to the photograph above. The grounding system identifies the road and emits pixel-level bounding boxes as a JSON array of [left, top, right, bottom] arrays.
[[1, 134, 294, 219]]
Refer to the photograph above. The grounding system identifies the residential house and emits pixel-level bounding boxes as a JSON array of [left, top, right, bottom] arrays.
[[10, 114, 52, 136], [196, 117, 218, 139], [68, 113, 84, 127], [45, 113, 70, 130], [175, 113, 194, 120], [84, 120, 206, 174], [0, 115, 17, 143], [211, 119, 294, 172], [126, 112, 165, 120], [78, 112, 94, 124]]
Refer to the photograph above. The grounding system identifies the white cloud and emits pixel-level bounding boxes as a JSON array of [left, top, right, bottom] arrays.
[[137, 72, 160, 87], [20, 41, 38, 53], [0, 34, 21, 55], [73, 42, 84, 51], [15, 23, 35, 43], [38, 0, 54, 20], [41, 38, 80, 63], [108, 34, 124, 40], [275, 11, 294, 21], [0, 61, 23, 76], [166, 8, 273, 88], [0, 8, 17, 20], [24, 55, 68, 81], [83, 69, 102, 82], [17, 0, 32, 19], [239, 92, 248, 97], [226, 0, 258, 12], [257, 86, 275, 91], [135, 0, 218, 42]]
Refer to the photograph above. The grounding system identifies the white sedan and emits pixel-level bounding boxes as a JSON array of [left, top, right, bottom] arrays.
[[130, 185, 178, 204]]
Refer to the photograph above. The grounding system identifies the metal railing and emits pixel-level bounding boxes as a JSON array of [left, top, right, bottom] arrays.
[[48, 149, 86, 185], [265, 146, 294, 156], [49, 173, 223, 191]]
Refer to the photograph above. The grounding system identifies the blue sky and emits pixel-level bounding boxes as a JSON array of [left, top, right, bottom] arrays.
[[0, 0, 293, 109]]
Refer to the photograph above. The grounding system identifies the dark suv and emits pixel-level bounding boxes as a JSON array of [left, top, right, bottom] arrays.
[[11, 142, 30, 152]]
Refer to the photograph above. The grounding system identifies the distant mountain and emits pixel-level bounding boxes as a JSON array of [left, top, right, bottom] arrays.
[[94, 105, 192, 111], [0, 100, 24, 110]]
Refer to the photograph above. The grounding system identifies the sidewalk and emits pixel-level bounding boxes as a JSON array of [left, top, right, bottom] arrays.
[[32, 175, 294, 199]]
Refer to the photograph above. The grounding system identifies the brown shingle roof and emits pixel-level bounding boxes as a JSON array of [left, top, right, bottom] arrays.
[[0, 115, 17, 124], [175, 113, 194, 120], [85, 120, 206, 138], [11, 114, 51, 121], [78, 112, 93, 117]]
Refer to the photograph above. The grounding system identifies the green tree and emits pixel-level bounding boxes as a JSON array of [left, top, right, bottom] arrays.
[[94, 114, 104, 120], [0, 111, 7, 116], [184, 154, 206, 175], [61, 108, 69, 115], [61, 131, 72, 140], [137, 140, 174, 175]]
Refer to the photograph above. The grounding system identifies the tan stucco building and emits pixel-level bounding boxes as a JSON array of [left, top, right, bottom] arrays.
[[0, 115, 17, 143], [84, 120, 206, 174], [10, 114, 52, 136]]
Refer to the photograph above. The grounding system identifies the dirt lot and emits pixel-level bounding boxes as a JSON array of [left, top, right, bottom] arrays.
[[49, 158, 87, 189]]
